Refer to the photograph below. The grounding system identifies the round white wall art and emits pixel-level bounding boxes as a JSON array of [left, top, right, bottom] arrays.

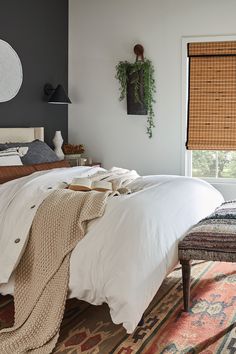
[[0, 39, 23, 102]]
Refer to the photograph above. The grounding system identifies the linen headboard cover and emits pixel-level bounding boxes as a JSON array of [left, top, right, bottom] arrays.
[[0, 127, 44, 143]]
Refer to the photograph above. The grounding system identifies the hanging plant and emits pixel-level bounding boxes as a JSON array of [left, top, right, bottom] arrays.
[[115, 48, 156, 138]]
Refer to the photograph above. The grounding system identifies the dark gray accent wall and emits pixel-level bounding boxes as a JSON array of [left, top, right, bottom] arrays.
[[0, 0, 68, 145]]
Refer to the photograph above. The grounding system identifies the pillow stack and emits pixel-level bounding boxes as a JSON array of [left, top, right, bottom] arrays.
[[0, 140, 59, 165], [0, 140, 70, 184]]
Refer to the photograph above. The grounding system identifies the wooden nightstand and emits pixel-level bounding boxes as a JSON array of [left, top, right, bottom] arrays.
[[64, 154, 81, 166], [65, 154, 102, 168]]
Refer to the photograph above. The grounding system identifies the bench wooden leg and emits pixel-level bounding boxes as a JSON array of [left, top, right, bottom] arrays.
[[180, 259, 191, 312]]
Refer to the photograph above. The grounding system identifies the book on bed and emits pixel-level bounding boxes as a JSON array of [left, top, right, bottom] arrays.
[[68, 177, 112, 192]]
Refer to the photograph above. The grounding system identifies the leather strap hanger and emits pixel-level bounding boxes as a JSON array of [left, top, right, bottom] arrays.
[[134, 44, 144, 62]]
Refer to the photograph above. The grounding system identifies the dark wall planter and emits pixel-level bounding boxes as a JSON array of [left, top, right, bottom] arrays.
[[127, 68, 147, 115], [116, 45, 156, 137]]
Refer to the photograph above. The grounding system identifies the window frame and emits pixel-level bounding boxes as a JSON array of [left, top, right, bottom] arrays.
[[181, 35, 236, 185]]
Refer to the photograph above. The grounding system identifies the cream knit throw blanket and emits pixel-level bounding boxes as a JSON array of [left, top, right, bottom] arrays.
[[0, 189, 111, 354]]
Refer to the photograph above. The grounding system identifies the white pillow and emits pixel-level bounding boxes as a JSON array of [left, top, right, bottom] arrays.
[[0, 147, 28, 166]]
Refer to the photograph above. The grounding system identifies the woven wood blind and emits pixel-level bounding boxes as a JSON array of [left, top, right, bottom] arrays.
[[186, 41, 236, 150]]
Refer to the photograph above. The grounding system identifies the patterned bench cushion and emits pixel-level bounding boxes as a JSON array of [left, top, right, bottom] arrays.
[[178, 200, 236, 262]]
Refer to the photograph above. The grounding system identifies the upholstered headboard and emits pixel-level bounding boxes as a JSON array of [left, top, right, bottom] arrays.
[[0, 127, 44, 143]]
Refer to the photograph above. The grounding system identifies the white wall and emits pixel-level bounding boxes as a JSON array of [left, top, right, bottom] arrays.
[[69, 0, 236, 198]]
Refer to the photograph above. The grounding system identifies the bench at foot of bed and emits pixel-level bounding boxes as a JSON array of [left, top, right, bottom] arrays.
[[178, 200, 236, 312]]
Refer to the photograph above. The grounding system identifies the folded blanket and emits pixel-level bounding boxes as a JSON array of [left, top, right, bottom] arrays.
[[0, 189, 111, 353], [89, 167, 139, 192]]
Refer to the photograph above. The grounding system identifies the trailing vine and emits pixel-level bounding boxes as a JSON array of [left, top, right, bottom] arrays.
[[115, 59, 156, 138]]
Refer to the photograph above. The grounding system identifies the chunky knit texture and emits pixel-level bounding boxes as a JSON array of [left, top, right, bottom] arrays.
[[0, 189, 111, 353]]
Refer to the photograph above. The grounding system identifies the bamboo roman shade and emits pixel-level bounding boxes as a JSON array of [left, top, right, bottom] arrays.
[[186, 41, 236, 150]]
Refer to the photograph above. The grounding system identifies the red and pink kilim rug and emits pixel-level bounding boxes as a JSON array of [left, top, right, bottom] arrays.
[[1, 261, 236, 353]]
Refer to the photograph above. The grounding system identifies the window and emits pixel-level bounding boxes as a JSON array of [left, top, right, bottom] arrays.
[[185, 39, 236, 180], [192, 150, 236, 178]]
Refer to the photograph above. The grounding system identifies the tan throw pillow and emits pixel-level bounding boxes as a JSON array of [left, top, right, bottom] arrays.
[[0, 161, 70, 184], [33, 160, 70, 171], [0, 165, 35, 184]]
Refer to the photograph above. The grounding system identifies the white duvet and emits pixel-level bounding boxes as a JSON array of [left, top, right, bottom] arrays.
[[0, 167, 224, 333]]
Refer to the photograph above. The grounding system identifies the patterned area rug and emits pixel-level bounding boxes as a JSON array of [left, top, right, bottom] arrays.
[[1, 261, 236, 353]]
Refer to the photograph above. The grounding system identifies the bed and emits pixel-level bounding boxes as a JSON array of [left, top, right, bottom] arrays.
[[0, 128, 224, 334]]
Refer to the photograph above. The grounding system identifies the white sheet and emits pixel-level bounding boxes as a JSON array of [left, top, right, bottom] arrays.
[[0, 168, 224, 333]]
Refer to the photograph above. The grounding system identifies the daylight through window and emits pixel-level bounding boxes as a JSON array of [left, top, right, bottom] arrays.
[[186, 40, 236, 179]]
